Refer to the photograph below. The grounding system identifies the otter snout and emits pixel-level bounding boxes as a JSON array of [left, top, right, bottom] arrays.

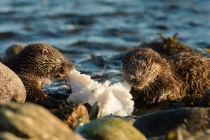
[[57, 61, 75, 77], [134, 81, 145, 90], [63, 61, 74, 71]]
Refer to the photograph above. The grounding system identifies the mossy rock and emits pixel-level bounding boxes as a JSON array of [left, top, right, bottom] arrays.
[[3, 44, 24, 61], [76, 117, 146, 140], [0, 103, 84, 140]]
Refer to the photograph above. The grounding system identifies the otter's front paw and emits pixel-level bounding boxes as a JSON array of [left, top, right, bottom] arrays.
[[143, 93, 164, 104]]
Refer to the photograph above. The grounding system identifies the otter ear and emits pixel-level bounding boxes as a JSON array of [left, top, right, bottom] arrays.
[[42, 49, 48, 56]]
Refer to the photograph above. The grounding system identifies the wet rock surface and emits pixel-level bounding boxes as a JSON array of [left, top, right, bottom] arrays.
[[0, 103, 84, 140], [50, 102, 89, 130], [133, 107, 210, 139], [76, 117, 147, 140]]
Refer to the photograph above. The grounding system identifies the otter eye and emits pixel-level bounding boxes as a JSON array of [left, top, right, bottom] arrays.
[[131, 78, 139, 84]]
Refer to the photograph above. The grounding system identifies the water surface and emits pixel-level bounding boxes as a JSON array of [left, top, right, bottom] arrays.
[[1, 0, 210, 83]]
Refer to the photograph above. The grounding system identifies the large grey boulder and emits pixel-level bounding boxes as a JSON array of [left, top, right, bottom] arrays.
[[0, 62, 26, 103], [0, 103, 84, 140]]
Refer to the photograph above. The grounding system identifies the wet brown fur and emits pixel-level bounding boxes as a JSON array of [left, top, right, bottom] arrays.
[[4, 43, 74, 108], [122, 47, 210, 103], [168, 52, 210, 96]]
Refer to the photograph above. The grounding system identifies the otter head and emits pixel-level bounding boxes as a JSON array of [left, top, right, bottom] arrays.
[[16, 43, 74, 78], [122, 47, 166, 90]]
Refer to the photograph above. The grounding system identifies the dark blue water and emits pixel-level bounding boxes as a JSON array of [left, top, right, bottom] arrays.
[[1, 0, 210, 83]]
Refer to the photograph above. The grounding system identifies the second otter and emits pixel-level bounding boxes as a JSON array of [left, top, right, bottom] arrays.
[[122, 47, 210, 103], [4, 43, 74, 108]]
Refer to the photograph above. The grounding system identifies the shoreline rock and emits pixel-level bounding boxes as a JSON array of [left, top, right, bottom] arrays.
[[76, 117, 146, 140], [133, 107, 210, 139], [0, 103, 84, 140], [0, 62, 26, 103]]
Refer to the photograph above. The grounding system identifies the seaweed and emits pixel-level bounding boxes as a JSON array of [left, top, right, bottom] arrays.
[[140, 33, 201, 57]]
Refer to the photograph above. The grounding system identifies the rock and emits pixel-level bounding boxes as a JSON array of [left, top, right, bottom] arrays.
[[200, 88, 210, 106], [103, 115, 136, 125], [89, 102, 102, 120], [0, 103, 84, 140], [76, 117, 146, 140], [133, 107, 210, 139], [0, 62, 26, 103], [132, 99, 185, 117], [156, 126, 210, 140], [180, 94, 203, 107], [3, 44, 24, 61], [51, 102, 89, 130]]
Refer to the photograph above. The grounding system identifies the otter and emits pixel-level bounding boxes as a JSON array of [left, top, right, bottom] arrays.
[[4, 43, 74, 108], [122, 47, 210, 104]]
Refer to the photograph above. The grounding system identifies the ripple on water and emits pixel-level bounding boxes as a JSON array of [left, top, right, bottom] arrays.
[[1, 0, 210, 92]]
